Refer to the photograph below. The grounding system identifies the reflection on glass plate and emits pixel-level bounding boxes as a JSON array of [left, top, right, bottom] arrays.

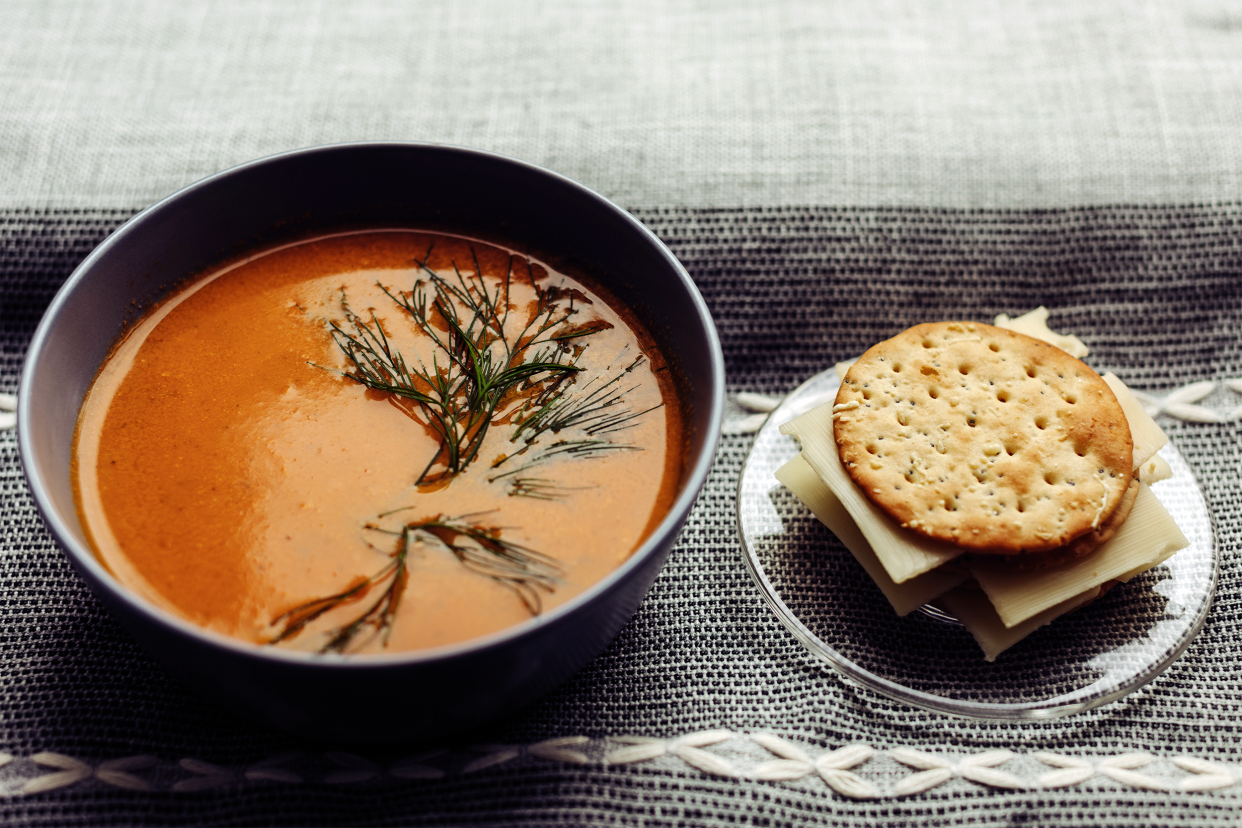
[[737, 368, 1217, 720]]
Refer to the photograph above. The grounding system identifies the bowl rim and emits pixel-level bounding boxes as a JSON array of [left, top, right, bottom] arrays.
[[18, 141, 725, 668]]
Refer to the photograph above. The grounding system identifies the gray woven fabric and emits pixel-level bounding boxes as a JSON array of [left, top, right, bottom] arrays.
[[1, 205, 1241, 825], [5, 0, 1242, 824], [7, 0, 1242, 210]]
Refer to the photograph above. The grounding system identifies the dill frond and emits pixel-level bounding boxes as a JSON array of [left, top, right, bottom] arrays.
[[268, 515, 563, 653], [285, 243, 662, 653], [328, 247, 591, 486], [505, 477, 591, 501]]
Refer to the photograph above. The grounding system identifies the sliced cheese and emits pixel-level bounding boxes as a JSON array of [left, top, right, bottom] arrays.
[[936, 584, 1101, 662], [994, 306, 1090, 358], [1102, 372, 1169, 471], [1115, 527, 1183, 582], [779, 404, 964, 583], [1138, 453, 1173, 486], [776, 453, 967, 615], [967, 484, 1188, 627], [834, 359, 856, 382]]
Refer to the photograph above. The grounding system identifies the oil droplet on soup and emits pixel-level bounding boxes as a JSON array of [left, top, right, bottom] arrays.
[[74, 231, 684, 654]]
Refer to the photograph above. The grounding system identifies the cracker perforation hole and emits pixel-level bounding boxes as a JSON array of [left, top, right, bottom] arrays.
[[958, 364, 971, 375], [928, 388, 939, 399], [1034, 416, 1047, 430], [988, 342, 1000, 353], [997, 390, 1010, 402]]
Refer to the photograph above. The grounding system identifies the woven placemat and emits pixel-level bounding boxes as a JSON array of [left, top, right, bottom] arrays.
[[1, 206, 1240, 826]]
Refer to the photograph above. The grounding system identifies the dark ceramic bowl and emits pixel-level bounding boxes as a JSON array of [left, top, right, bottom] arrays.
[[18, 143, 723, 743]]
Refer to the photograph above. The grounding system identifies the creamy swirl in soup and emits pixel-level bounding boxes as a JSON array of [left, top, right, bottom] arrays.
[[74, 230, 684, 654]]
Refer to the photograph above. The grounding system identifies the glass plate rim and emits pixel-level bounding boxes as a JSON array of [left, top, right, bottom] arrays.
[[736, 367, 1219, 721]]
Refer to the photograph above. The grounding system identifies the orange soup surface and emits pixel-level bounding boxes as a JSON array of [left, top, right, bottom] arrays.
[[74, 231, 683, 654]]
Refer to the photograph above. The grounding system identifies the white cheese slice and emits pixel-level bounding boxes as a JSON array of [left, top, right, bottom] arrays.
[[1102, 372, 1169, 471], [775, 453, 967, 615], [936, 584, 1101, 662], [966, 484, 1187, 627], [994, 306, 1090, 358], [779, 404, 964, 583], [1138, 453, 1173, 486], [1113, 523, 1183, 583], [834, 360, 856, 382]]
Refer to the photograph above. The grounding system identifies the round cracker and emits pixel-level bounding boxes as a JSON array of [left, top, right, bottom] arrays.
[[963, 474, 1140, 570], [833, 321, 1133, 554]]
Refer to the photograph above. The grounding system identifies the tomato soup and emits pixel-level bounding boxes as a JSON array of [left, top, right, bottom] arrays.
[[74, 231, 684, 654]]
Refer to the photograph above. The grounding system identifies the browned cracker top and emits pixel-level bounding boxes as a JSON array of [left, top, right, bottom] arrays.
[[833, 321, 1134, 554]]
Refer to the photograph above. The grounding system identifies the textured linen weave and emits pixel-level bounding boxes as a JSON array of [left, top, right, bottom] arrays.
[[0, 206, 1240, 826], [9, 0, 1242, 211]]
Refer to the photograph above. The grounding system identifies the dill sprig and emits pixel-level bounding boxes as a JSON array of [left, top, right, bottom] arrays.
[[269, 515, 562, 653], [505, 477, 590, 501], [267, 538, 409, 654], [508, 355, 663, 445], [488, 439, 641, 483], [328, 246, 601, 486], [287, 243, 661, 653]]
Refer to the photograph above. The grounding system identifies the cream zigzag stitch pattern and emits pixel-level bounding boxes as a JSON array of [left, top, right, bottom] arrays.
[[0, 393, 14, 431], [726, 381, 1242, 434], [2, 735, 1241, 797]]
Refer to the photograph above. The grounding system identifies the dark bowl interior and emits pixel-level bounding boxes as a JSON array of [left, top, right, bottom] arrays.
[[18, 143, 724, 743]]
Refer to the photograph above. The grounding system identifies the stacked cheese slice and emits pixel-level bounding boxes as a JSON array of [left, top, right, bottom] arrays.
[[775, 310, 1189, 660]]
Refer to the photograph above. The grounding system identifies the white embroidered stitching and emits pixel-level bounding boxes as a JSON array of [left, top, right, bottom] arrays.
[[8, 737, 1242, 797], [0, 393, 15, 431], [172, 758, 234, 792], [244, 752, 304, 784], [95, 755, 158, 792]]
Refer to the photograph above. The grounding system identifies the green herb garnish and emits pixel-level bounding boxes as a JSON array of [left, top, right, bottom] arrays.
[[277, 243, 658, 652], [327, 247, 594, 487], [269, 514, 562, 654]]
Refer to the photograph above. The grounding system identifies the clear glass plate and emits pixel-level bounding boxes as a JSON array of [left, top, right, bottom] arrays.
[[737, 368, 1218, 720]]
